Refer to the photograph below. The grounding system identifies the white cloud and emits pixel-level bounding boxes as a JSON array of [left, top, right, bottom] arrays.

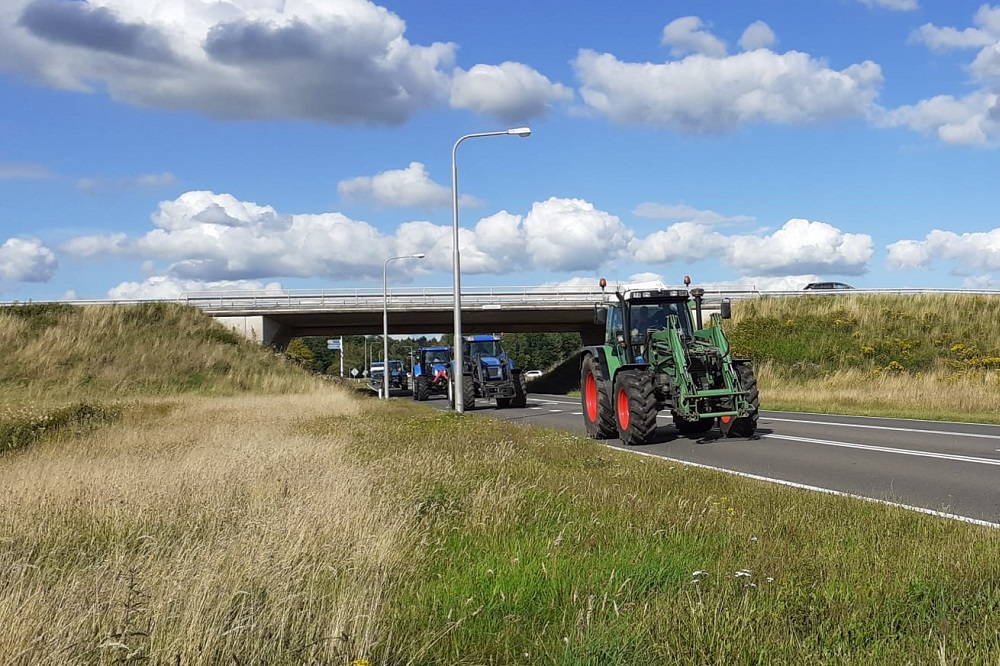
[[739, 275, 823, 291], [338, 162, 454, 209], [2, 0, 454, 124], [574, 43, 882, 133], [108, 276, 284, 300], [0, 162, 51, 179], [887, 228, 1000, 274], [631, 221, 731, 264], [910, 6, 1000, 51], [880, 91, 1000, 145], [0, 237, 57, 282], [726, 219, 872, 276], [893, 7, 1000, 145], [738, 21, 776, 52], [450, 62, 573, 122], [661, 17, 728, 58], [858, 0, 918, 11], [632, 218, 872, 277], [522, 197, 633, 271], [633, 202, 755, 226], [65, 190, 396, 281], [77, 171, 178, 193], [61, 191, 873, 287]]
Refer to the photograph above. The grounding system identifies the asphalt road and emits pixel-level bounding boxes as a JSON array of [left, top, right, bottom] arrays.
[[411, 391, 1000, 528]]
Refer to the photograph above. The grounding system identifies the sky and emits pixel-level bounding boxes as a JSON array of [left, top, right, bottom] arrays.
[[2, 0, 1000, 302]]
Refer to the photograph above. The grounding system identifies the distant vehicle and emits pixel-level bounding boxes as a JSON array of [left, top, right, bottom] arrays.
[[412, 346, 452, 401], [804, 282, 854, 290], [524, 370, 543, 379], [368, 359, 408, 392]]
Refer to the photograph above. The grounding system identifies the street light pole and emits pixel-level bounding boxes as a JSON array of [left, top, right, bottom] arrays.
[[383, 253, 425, 400], [451, 127, 531, 413]]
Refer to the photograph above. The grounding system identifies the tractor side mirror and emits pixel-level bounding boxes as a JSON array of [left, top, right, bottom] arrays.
[[594, 307, 607, 326], [720, 299, 732, 319]]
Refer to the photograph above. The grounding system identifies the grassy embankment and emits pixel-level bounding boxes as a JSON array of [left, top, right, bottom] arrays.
[[1, 298, 999, 664], [725, 292, 1000, 422]]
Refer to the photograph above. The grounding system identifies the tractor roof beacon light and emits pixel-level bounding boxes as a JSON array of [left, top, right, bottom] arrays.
[[451, 127, 532, 414]]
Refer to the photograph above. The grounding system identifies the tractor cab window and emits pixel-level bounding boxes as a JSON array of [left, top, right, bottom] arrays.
[[606, 305, 623, 344], [468, 340, 501, 358], [629, 301, 691, 335], [627, 301, 693, 361]]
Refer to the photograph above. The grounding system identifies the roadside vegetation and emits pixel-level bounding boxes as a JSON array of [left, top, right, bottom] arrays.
[[2, 297, 999, 663], [725, 292, 1000, 422]]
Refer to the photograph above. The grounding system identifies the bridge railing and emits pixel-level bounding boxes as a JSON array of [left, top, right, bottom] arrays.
[[177, 284, 772, 311]]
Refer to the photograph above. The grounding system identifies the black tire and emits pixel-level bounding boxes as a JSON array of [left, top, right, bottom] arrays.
[[462, 374, 476, 411], [724, 363, 759, 438], [414, 375, 430, 401], [581, 354, 616, 439], [674, 416, 714, 436], [511, 372, 528, 408], [613, 369, 658, 446]]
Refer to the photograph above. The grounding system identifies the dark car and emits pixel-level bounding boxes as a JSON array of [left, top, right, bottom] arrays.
[[804, 282, 854, 290]]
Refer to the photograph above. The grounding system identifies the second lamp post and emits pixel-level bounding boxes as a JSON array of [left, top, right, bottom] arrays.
[[383, 253, 425, 399]]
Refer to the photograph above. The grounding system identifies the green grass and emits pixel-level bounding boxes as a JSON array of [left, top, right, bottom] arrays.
[[325, 402, 1000, 664]]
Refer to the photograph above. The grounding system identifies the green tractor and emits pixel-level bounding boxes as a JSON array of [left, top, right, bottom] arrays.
[[580, 277, 758, 446]]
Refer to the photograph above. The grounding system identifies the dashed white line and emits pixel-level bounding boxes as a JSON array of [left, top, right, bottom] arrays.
[[765, 416, 1000, 441], [766, 433, 1000, 466]]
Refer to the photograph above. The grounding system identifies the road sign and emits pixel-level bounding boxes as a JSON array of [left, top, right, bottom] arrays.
[[327, 339, 341, 350], [350, 368, 359, 378]]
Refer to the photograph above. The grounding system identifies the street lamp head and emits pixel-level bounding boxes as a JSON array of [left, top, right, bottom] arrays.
[[507, 127, 531, 137], [412, 253, 426, 259]]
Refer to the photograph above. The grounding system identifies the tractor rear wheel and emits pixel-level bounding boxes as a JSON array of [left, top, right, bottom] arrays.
[[581, 354, 616, 439], [724, 363, 759, 438], [613, 369, 658, 446], [413, 375, 430, 401]]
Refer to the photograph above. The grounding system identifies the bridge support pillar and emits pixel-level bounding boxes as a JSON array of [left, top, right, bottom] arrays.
[[214, 315, 292, 348]]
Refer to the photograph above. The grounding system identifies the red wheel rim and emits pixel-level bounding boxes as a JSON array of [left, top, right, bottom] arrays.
[[616, 386, 630, 430], [585, 372, 598, 422]]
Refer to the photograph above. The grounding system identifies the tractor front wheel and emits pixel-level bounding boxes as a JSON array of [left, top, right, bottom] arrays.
[[462, 375, 476, 412], [511, 372, 528, 408], [613, 369, 658, 446], [413, 375, 430, 401], [723, 363, 759, 438], [581, 354, 616, 439]]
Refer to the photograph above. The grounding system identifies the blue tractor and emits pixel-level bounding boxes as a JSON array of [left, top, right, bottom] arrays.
[[451, 334, 528, 411], [412, 346, 452, 401]]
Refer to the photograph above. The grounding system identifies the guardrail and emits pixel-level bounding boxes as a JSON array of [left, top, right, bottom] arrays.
[[3, 286, 999, 311]]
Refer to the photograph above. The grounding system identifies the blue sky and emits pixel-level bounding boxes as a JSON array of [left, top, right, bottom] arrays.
[[2, 0, 1000, 301]]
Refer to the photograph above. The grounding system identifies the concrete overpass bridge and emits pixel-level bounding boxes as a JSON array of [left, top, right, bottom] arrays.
[[183, 284, 746, 348]]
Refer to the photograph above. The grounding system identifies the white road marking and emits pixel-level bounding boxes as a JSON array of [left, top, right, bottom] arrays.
[[765, 416, 1000, 441], [767, 433, 1000, 466], [607, 444, 1000, 530]]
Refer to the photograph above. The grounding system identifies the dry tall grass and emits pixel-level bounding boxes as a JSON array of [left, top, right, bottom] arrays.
[[0, 303, 320, 407], [0, 389, 411, 664]]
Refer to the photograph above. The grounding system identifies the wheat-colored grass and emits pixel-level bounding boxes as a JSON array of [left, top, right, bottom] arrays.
[[0, 388, 415, 664]]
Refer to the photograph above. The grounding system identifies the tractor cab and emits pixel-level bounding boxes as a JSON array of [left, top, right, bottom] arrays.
[[597, 281, 693, 365]]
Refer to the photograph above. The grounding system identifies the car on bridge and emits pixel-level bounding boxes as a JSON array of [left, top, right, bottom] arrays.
[[804, 282, 854, 290]]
